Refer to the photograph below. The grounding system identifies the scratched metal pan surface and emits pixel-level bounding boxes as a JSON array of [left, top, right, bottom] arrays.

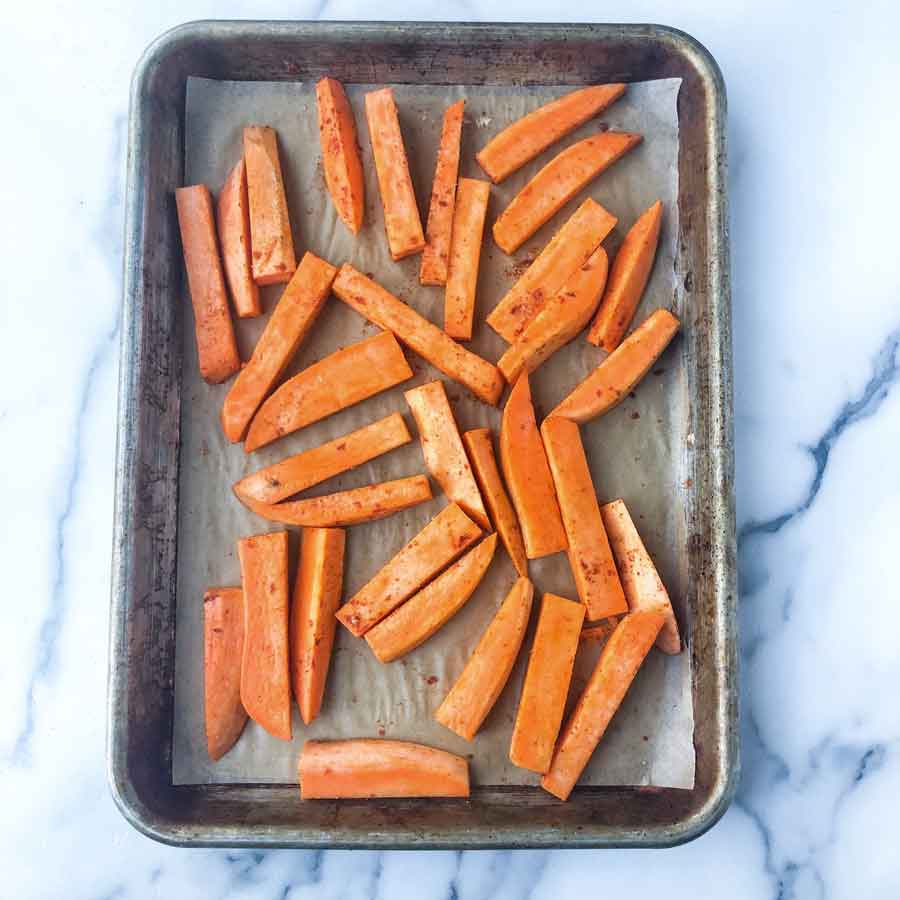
[[108, 19, 736, 849]]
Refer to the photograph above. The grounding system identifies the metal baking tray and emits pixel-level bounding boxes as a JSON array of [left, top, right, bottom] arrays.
[[108, 19, 736, 849]]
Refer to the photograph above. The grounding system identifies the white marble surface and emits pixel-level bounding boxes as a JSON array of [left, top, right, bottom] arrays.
[[2, 1, 899, 897]]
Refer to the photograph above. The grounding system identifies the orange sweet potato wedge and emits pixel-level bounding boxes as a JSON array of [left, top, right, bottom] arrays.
[[435, 576, 533, 740], [291, 527, 346, 725], [588, 200, 664, 351], [487, 198, 617, 343], [509, 593, 585, 773], [405, 380, 489, 530], [243, 126, 296, 285], [299, 739, 470, 799], [216, 158, 261, 317], [600, 499, 681, 654], [244, 330, 413, 452], [336, 503, 482, 637], [364, 88, 425, 260], [234, 413, 411, 506], [541, 416, 627, 621], [221, 252, 337, 443], [497, 245, 608, 384], [239, 476, 432, 528], [203, 586, 248, 761], [420, 100, 465, 285], [549, 308, 680, 424], [365, 534, 498, 663], [499, 373, 567, 559], [316, 77, 365, 234], [175, 184, 241, 384], [444, 178, 491, 340], [238, 531, 291, 741], [493, 132, 642, 254], [332, 264, 504, 406], [462, 428, 528, 576], [541, 609, 665, 800], [476, 84, 627, 183]]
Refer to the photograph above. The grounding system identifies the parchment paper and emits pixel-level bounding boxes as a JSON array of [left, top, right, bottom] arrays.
[[173, 76, 694, 788]]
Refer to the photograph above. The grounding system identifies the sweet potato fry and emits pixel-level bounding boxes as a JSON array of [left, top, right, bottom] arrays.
[[405, 381, 489, 529], [291, 527, 346, 724], [244, 330, 413, 451], [332, 264, 504, 406], [444, 178, 491, 340], [580, 618, 621, 644], [234, 414, 411, 506], [499, 373, 567, 559], [299, 739, 469, 799], [497, 245, 608, 384], [175, 184, 241, 384], [435, 576, 533, 741], [509, 593, 585, 773], [204, 586, 248, 761], [316, 77, 365, 234], [365, 534, 498, 663], [541, 416, 627, 621], [364, 88, 425, 260], [238, 531, 291, 741], [216, 158, 261, 317], [600, 499, 681, 654], [462, 428, 528, 576], [476, 84, 627, 183], [221, 252, 337, 443], [541, 609, 665, 800], [239, 476, 432, 528], [487, 198, 617, 343], [493, 132, 642, 254], [243, 126, 296, 285], [420, 100, 465, 285], [549, 308, 681, 424], [336, 503, 482, 637], [587, 200, 664, 351]]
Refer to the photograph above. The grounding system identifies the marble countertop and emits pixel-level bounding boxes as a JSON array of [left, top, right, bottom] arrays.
[[4, 1, 898, 897]]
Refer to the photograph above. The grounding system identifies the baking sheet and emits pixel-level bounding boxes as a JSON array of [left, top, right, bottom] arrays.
[[173, 76, 693, 788]]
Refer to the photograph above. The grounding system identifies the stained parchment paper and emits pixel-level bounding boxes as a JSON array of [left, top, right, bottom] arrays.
[[173, 76, 694, 788]]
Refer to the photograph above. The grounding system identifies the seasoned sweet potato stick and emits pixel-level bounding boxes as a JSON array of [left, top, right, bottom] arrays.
[[541, 416, 627, 621], [364, 88, 425, 260], [587, 201, 663, 351], [299, 739, 470, 799], [243, 126, 296, 285], [291, 527, 346, 724], [245, 331, 413, 452], [435, 576, 533, 740], [332, 264, 504, 405], [238, 531, 291, 741], [487, 198, 616, 343], [499, 373, 567, 559], [405, 381, 489, 529], [204, 586, 247, 761], [216, 159, 262, 317], [316, 77, 365, 234], [336, 503, 482, 637], [175, 185, 241, 384], [509, 593, 585, 773], [366, 534, 498, 663], [600, 499, 681, 653], [221, 252, 337, 443], [493, 132, 642, 254], [549, 309, 680, 424], [420, 100, 465, 285], [541, 609, 665, 800], [234, 414, 411, 506], [476, 84, 627, 183], [462, 428, 528, 576]]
